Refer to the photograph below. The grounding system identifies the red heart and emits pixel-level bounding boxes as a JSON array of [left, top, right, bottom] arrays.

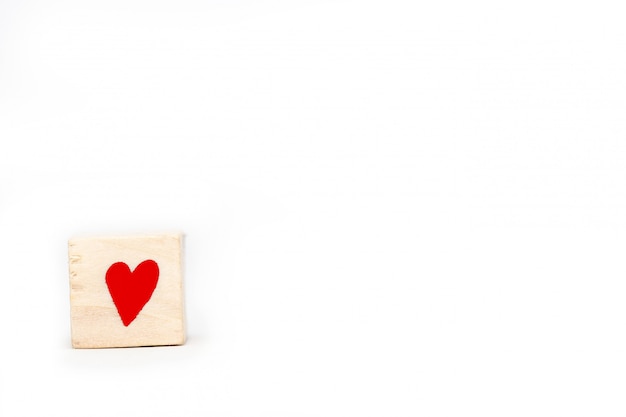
[[105, 260, 159, 326]]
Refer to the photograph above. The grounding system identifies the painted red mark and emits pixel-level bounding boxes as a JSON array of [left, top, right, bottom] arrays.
[[105, 260, 159, 326]]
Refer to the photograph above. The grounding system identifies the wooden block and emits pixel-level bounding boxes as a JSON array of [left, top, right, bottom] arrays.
[[68, 233, 186, 348]]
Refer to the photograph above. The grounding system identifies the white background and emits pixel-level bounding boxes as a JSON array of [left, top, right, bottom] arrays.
[[1, 0, 626, 415]]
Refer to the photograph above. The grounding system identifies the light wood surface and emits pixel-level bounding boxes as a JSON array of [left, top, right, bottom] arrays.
[[68, 233, 186, 348]]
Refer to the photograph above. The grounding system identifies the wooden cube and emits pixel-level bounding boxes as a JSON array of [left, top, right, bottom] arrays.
[[68, 233, 186, 348]]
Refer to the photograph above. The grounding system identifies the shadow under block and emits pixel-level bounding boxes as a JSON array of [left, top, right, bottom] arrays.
[[69, 233, 186, 348]]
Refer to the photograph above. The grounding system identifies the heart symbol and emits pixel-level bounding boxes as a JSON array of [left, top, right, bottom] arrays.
[[105, 260, 159, 326]]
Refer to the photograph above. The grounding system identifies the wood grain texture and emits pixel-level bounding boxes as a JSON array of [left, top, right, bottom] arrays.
[[68, 233, 186, 348]]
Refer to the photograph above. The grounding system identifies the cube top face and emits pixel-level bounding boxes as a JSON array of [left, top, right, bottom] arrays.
[[69, 233, 185, 349]]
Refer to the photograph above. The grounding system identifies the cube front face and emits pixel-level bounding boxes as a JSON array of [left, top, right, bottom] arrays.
[[69, 234, 185, 348]]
